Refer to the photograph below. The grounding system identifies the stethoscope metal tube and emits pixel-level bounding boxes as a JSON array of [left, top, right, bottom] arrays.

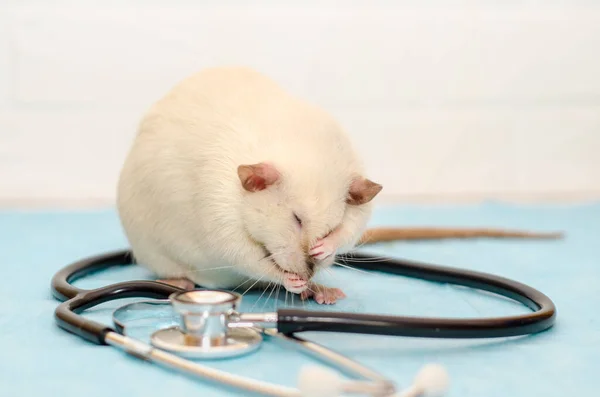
[[50, 248, 557, 396], [104, 328, 395, 397], [103, 331, 303, 397], [262, 328, 394, 389]]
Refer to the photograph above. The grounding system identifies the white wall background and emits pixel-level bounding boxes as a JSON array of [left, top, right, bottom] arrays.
[[1, 1, 599, 207]]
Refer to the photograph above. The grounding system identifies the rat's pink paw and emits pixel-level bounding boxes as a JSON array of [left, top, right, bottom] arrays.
[[309, 238, 337, 261], [300, 284, 346, 305], [283, 272, 308, 293], [157, 278, 195, 290]]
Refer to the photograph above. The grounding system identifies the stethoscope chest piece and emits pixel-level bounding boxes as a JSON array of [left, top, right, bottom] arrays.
[[150, 326, 262, 359], [150, 289, 263, 359]]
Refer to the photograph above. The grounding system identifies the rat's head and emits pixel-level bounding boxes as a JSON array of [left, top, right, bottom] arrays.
[[236, 161, 382, 282]]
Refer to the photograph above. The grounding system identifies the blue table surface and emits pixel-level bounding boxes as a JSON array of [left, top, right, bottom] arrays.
[[1, 201, 598, 396]]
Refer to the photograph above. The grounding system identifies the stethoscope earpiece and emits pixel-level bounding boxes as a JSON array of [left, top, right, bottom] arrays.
[[297, 363, 449, 397], [397, 364, 450, 397]]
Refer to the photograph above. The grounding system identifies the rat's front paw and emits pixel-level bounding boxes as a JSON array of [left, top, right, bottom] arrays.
[[283, 272, 308, 293], [309, 237, 337, 262], [300, 283, 346, 305]]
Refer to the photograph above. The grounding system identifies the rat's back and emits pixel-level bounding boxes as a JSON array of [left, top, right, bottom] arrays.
[[135, 67, 351, 166]]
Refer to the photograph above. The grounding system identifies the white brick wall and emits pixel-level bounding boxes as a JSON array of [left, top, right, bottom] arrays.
[[1, 1, 600, 206]]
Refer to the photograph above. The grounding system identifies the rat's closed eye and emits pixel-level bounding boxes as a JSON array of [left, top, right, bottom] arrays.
[[293, 213, 302, 227]]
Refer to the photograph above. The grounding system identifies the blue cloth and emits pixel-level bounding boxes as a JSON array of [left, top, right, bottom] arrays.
[[1, 202, 598, 396]]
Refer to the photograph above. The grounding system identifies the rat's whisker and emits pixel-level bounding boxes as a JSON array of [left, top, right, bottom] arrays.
[[262, 281, 278, 311], [345, 249, 369, 256], [227, 259, 265, 283], [305, 285, 318, 294], [253, 267, 283, 310], [231, 277, 253, 293], [186, 265, 236, 274], [242, 275, 266, 297], [333, 261, 371, 274], [250, 281, 272, 312], [263, 251, 286, 260], [262, 248, 288, 260], [245, 265, 279, 309], [275, 282, 282, 311], [337, 254, 388, 267], [323, 267, 338, 281], [351, 239, 375, 250], [342, 257, 394, 263], [313, 283, 323, 295], [340, 253, 395, 262]]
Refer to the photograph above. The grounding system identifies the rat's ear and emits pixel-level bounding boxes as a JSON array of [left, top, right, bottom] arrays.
[[346, 176, 382, 205], [237, 162, 280, 192]]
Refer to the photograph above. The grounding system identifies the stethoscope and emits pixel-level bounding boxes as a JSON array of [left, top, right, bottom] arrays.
[[51, 249, 556, 397]]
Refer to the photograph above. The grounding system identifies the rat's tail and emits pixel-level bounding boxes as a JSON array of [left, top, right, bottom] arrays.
[[359, 227, 563, 244]]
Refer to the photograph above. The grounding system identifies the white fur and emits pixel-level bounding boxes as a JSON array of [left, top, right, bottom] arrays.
[[116, 66, 375, 290]]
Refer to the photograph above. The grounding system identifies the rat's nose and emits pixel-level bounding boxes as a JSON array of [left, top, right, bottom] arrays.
[[305, 257, 316, 277]]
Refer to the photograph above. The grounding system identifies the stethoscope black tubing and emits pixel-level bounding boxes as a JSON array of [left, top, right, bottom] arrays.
[[51, 249, 556, 344], [277, 252, 556, 338], [52, 250, 139, 301], [52, 250, 183, 344], [55, 281, 181, 344]]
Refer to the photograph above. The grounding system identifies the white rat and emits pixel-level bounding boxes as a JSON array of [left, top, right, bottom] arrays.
[[116, 66, 561, 305]]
